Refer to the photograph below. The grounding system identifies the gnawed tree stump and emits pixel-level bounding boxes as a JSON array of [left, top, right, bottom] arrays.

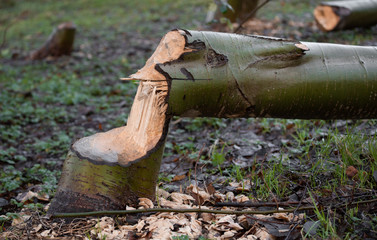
[[29, 22, 76, 60], [314, 0, 377, 32], [49, 29, 377, 215]]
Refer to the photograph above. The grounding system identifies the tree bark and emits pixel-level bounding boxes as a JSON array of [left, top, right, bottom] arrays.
[[314, 0, 377, 31], [29, 22, 76, 60], [49, 29, 377, 214]]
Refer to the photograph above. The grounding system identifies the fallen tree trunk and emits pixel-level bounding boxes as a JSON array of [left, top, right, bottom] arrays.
[[29, 22, 76, 60], [49, 29, 377, 214], [314, 0, 377, 31]]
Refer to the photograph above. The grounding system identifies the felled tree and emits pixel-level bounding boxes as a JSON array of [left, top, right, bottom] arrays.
[[48, 29, 377, 214], [314, 0, 377, 31], [29, 22, 76, 60]]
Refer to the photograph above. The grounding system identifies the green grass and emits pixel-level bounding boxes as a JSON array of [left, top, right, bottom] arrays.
[[0, 0, 209, 223], [0, 0, 208, 50]]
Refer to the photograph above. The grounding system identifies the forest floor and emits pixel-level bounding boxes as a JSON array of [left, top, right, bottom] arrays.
[[1, 0, 377, 239]]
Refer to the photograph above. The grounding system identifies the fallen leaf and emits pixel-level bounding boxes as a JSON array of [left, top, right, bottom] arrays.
[[187, 184, 211, 204], [139, 198, 154, 209], [16, 191, 38, 203], [235, 194, 249, 203], [120, 225, 137, 231], [346, 166, 358, 178], [254, 228, 276, 240], [11, 213, 30, 226], [157, 188, 170, 199], [206, 183, 216, 195], [223, 230, 236, 238], [217, 215, 244, 231], [201, 212, 214, 222], [172, 174, 186, 182], [171, 192, 195, 204], [273, 212, 290, 221], [33, 224, 42, 233], [136, 219, 145, 232], [225, 192, 234, 201], [40, 229, 51, 237]]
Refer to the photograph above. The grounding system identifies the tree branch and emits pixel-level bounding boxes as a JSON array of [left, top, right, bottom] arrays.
[[50, 198, 377, 218]]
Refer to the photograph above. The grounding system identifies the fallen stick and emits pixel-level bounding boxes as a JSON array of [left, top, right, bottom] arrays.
[[314, 0, 377, 31], [51, 198, 377, 218], [49, 29, 377, 214]]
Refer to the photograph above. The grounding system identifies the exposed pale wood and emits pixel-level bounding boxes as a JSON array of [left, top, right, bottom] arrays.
[[73, 31, 187, 166], [314, 0, 377, 32], [314, 5, 340, 31]]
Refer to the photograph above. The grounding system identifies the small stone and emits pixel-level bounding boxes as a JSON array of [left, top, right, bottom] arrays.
[[0, 198, 9, 208]]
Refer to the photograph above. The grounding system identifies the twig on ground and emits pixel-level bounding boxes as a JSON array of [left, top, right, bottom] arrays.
[[52, 207, 313, 218], [214, 201, 303, 208], [51, 198, 377, 218]]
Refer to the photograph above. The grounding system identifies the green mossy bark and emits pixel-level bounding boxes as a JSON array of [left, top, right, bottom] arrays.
[[48, 143, 164, 214], [163, 30, 377, 119]]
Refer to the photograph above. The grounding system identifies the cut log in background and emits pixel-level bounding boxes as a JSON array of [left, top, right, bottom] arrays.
[[49, 29, 377, 215], [29, 22, 76, 60], [314, 0, 377, 31]]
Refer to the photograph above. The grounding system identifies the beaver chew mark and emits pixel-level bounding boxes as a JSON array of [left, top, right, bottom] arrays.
[[72, 30, 191, 166], [206, 49, 228, 68], [314, 5, 341, 31]]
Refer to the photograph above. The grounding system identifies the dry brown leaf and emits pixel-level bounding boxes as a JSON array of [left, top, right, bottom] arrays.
[[16, 191, 38, 203], [223, 230, 236, 239], [273, 212, 290, 221], [160, 198, 181, 208], [33, 224, 42, 233], [40, 229, 51, 237], [201, 212, 214, 222], [206, 183, 216, 195], [217, 215, 244, 231], [157, 188, 170, 199], [120, 225, 137, 231], [126, 206, 136, 210], [172, 174, 186, 182], [225, 192, 235, 201], [346, 166, 358, 178], [214, 192, 226, 201], [171, 192, 195, 204], [139, 197, 154, 209], [36, 192, 49, 202], [11, 213, 30, 226], [255, 228, 276, 240], [235, 194, 249, 203], [136, 219, 145, 232], [186, 184, 211, 204]]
